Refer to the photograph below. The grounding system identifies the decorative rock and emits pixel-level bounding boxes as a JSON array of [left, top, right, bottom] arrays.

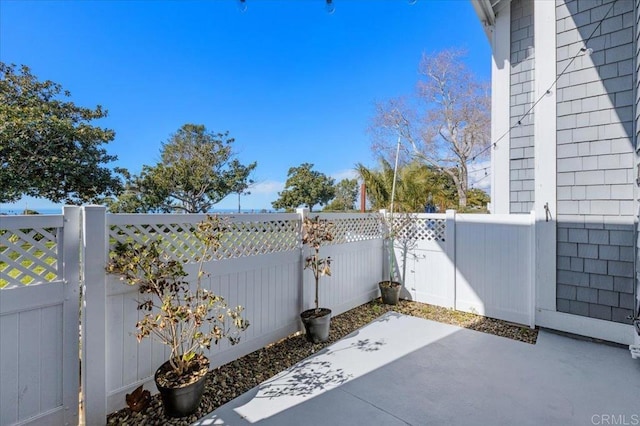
[[106, 299, 537, 425]]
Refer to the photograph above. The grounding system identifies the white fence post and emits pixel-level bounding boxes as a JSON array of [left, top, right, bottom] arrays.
[[62, 206, 81, 425], [529, 210, 536, 329], [445, 210, 456, 309], [296, 208, 309, 316], [82, 205, 108, 425], [379, 209, 388, 283]]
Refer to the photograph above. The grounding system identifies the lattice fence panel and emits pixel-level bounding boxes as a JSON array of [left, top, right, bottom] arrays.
[[0, 227, 59, 286], [219, 219, 300, 258], [109, 218, 301, 262], [109, 223, 203, 261], [323, 215, 382, 245], [391, 215, 446, 242]]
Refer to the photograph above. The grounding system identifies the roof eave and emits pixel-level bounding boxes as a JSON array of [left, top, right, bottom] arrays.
[[471, 0, 496, 40]]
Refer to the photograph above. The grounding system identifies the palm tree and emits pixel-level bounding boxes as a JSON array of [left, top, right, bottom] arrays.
[[355, 159, 395, 211], [356, 160, 457, 212]]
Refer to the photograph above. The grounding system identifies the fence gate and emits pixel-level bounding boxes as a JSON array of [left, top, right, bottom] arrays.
[[393, 211, 535, 328], [0, 207, 80, 426]]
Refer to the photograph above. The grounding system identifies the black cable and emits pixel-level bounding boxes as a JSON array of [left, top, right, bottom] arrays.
[[470, 0, 618, 164], [472, 172, 490, 184], [468, 165, 490, 174]]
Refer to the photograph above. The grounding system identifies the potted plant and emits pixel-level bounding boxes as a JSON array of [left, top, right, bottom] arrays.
[[107, 215, 249, 418], [300, 215, 334, 343], [378, 212, 416, 305]]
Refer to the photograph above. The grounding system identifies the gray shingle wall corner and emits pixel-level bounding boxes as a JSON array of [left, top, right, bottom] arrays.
[[555, 0, 636, 325], [635, 0, 640, 325], [510, 0, 535, 214]]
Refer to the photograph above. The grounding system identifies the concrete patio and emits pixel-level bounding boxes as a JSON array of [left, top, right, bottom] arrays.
[[194, 312, 640, 426]]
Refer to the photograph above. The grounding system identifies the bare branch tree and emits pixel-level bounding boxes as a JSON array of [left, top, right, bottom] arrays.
[[370, 48, 490, 208], [368, 97, 416, 167]]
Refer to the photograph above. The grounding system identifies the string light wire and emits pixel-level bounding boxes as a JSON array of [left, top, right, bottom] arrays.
[[469, 0, 618, 164]]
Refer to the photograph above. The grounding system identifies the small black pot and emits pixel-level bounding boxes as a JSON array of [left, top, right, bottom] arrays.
[[379, 281, 402, 305], [300, 308, 332, 343], [154, 359, 209, 418]]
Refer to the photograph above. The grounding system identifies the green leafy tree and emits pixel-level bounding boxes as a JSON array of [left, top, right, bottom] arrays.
[[272, 163, 335, 212], [0, 63, 122, 204], [227, 159, 257, 213], [104, 178, 143, 213], [104, 169, 165, 213], [112, 124, 256, 213], [324, 178, 358, 211]]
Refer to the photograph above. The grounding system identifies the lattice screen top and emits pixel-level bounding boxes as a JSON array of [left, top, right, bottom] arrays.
[[0, 227, 59, 287], [392, 216, 446, 242], [108, 217, 300, 262], [318, 214, 382, 245]]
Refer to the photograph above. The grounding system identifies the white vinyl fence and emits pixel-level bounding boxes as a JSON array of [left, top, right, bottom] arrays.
[[394, 210, 535, 327], [81, 207, 383, 425], [1, 207, 537, 426], [308, 212, 383, 316], [454, 213, 535, 326], [0, 207, 80, 426]]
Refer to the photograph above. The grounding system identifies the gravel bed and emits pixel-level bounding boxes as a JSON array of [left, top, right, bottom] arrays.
[[106, 299, 538, 425]]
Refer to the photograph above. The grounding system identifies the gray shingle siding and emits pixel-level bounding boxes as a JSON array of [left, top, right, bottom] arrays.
[[510, 0, 535, 214], [632, 0, 640, 324], [554, 0, 636, 324]]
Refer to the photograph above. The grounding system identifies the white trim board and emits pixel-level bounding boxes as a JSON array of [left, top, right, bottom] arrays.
[[533, 0, 557, 312], [490, 3, 511, 214], [536, 309, 635, 345]]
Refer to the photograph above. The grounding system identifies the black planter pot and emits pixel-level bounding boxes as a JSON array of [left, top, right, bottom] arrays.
[[300, 308, 332, 343], [154, 358, 209, 418], [379, 281, 401, 305]]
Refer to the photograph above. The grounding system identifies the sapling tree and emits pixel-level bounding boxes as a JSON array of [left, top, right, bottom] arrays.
[[302, 215, 334, 313]]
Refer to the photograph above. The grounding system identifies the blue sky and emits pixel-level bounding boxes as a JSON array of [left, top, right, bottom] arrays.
[[0, 0, 490, 213]]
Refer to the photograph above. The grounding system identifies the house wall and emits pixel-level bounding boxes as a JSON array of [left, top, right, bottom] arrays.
[[554, 0, 636, 324], [635, 0, 640, 326], [510, 0, 536, 214]]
